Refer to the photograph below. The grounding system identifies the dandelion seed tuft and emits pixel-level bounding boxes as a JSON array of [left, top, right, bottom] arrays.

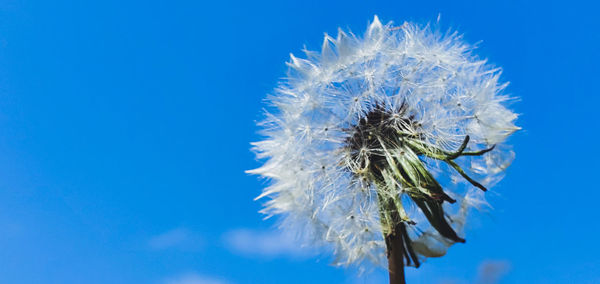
[[248, 16, 519, 270]]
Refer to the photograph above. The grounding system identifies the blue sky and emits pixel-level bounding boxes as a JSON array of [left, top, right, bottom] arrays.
[[0, 0, 598, 283]]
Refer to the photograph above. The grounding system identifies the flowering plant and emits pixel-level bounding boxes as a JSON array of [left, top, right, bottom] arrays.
[[249, 16, 518, 283]]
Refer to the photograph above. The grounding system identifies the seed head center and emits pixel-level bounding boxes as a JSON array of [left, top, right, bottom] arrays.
[[345, 104, 419, 180]]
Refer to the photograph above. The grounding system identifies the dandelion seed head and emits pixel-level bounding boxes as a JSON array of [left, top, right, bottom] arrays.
[[248, 16, 518, 269]]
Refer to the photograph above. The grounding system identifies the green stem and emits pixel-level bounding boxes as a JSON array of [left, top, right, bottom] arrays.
[[377, 187, 418, 284], [386, 226, 406, 284]]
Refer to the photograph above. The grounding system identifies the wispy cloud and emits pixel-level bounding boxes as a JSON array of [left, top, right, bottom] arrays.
[[148, 228, 202, 251], [345, 271, 388, 284], [222, 229, 312, 259], [476, 260, 511, 284], [163, 272, 230, 284]]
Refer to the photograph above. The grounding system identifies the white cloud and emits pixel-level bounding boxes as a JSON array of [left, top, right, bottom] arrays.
[[148, 228, 202, 251], [476, 260, 511, 284], [163, 273, 230, 284], [222, 229, 312, 259], [345, 271, 388, 284]]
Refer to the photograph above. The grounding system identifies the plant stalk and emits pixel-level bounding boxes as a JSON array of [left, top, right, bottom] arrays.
[[385, 227, 406, 284], [376, 178, 416, 283]]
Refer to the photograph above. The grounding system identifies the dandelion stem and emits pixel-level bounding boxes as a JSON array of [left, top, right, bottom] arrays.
[[378, 190, 418, 284], [386, 225, 406, 284]]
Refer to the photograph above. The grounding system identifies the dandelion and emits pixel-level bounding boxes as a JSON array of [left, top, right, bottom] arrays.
[[248, 16, 519, 283]]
